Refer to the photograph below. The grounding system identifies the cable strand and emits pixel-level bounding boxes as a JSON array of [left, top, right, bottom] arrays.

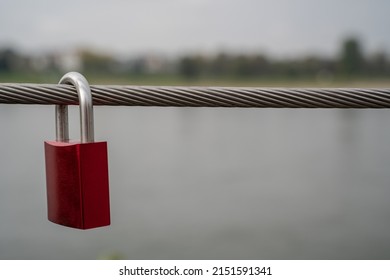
[[0, 83, 390, 108]]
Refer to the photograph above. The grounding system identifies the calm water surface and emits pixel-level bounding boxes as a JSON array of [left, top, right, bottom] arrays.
[[1, 105, 390, 259]]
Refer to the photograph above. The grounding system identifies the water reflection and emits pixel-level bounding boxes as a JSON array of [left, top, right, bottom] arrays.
[[1, 105, 390, 259]]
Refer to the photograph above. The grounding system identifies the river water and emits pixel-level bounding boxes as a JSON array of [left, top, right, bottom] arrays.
[[1, 105, 390, 259]]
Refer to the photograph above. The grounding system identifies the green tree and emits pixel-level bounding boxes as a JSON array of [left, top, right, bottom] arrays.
[[368, 52, 389, 76], [178, 56, 203, 79], [0, 48, 22, 72], [78, 49, 116, 74], [339, 38, 364, 76]]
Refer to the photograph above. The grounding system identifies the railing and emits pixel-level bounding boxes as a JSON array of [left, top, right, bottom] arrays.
[[1, 80, 390, 108]]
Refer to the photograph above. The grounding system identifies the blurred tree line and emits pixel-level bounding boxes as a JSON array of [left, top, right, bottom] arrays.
[[178, 38, 390, 80], [1, 38, 389, 82]]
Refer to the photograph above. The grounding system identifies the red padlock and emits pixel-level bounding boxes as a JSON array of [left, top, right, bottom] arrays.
[[44, 72, 110, 230]]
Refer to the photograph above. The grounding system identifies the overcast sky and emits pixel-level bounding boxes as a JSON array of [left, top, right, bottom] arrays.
[[0, 0, 389, 58]]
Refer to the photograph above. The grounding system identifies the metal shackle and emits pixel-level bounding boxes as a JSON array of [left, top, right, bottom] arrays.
[[56, 72, 94, 143]]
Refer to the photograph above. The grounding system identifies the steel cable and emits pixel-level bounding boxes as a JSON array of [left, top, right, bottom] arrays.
[[0, 83, 390, 108]]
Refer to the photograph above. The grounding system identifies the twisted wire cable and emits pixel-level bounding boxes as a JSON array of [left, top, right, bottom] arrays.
[[1, 83, 390, 108]]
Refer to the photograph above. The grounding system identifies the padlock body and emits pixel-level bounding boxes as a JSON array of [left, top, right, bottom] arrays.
[[44, 141, 110, 229]]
